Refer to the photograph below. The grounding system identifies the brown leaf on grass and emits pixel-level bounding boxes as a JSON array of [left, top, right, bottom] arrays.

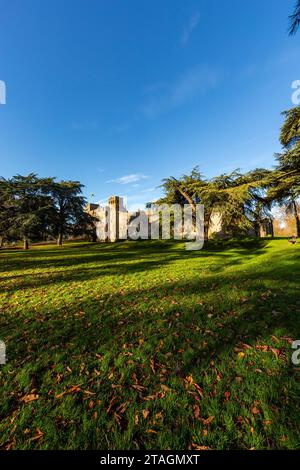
[[256, 344, 269, 352], [241, 343, 252, 350], [3, 439, 15, 450], [68, 385, 82, 393], [31, 428, 44, 442], [132, 384, 146, 391], [251, 406, 260, 415], [55, 385, 82, 399], [193, 405, 200, 419], [114, 412, 122, 425], [116, 402, 128, 414], [263, 419, 272, 426], [185, 374, 194, 385], [142, 409, 149, 419], [201, 416, 214, 426], [191, 443, 211, 450], [236, 416, 244, 425], [193, 383, 204, 398], [187, 391, 201, 402], [111, 384, 122, 389], [134, 414, 139, 425], [20, 393, 39, 403], [106, 396, 117, 414], [161, 384, 170, 392], [146, 429, 157, 434], [224, 391, 231, 402], [83, 390, 96, 396], [271, 335, 280, 343], [281, 336, 294, 345], [143, 394, 157, 401], [270, 347, 281, 358], [150, 359, 155, 374]]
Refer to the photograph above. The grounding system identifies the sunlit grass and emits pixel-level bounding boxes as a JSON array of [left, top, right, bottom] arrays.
[[0, 238, 299, 449]]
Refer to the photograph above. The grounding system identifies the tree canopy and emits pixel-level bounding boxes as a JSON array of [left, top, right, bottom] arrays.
[[289, 0, 300, 35], [0, 175, 95, 249]]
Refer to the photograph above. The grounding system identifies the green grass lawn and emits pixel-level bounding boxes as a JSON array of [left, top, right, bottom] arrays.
[[0, 238, 299, 450]]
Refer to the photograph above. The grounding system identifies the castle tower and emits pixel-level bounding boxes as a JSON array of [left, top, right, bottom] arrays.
[[108, 196, 120, 242], [108, 196, 128, 241]]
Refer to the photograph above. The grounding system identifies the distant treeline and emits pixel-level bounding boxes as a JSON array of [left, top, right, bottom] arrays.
[[0, 175, 95, 249]]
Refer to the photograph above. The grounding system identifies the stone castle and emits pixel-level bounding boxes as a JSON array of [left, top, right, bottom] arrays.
[[86, 196, 283, 242]]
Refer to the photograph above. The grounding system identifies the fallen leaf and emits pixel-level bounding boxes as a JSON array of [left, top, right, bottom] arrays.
[[193, 405, 200, 419], [20, 394, 39, 403], [202, 416, 214, 426], [31, 428, 44, 441], [149, 359, 155, 374], [193, 383, 204, 398], [270, 348, 281, 357], [263, 419, 272, 426], [251, 406, 260, 415], [192, 444, 211, 450]]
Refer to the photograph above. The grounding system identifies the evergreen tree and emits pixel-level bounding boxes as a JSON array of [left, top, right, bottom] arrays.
[[49, 180, 95, 245]]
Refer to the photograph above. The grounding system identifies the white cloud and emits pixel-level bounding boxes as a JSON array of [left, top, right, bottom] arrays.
[[181, 11, 200, 45], [71, 120, 99, 130], [106, 173, 148, 184], [142, 65, 220, 118], [141, 187, 157, 193]]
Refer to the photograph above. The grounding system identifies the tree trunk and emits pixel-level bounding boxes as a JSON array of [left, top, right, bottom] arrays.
[[23, 237, 29, 250], [175, 184, 211, 242], [177, 187, 196, 212], [57, 232, 63, 246], [292, 200, 300, 237], [204, 212, 211, 242], [204, 220, 209, 242], [0, 236, 3, 248], [254, 220, 260, 237], [270, 219, 274, 238]]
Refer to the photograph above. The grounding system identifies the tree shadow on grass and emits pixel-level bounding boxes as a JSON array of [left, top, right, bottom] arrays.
[[0, 239, 271, 294], [0, 247, 299, 449]]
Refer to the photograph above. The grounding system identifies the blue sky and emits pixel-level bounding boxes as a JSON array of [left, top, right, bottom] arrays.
[[0, 0, 299, 210]]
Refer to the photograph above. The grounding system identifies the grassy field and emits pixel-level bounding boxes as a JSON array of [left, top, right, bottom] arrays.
[[0, 238, 299, 450]]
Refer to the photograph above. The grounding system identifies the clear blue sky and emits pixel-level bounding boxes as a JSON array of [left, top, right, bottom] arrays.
[[0, 0, 299, 210]]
